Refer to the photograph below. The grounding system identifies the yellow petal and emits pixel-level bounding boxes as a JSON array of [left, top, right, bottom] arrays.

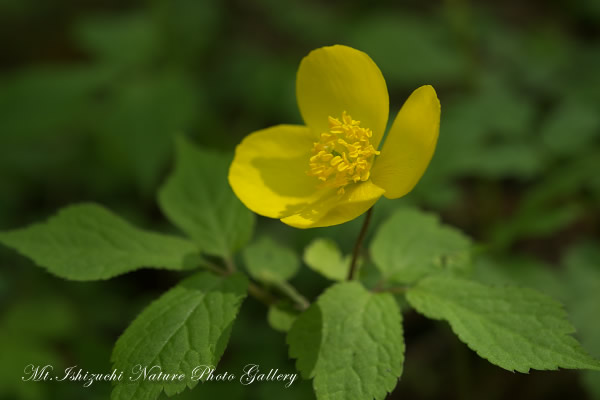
[[228, 125, 326, 219], [371, 85, 440, 199], [281, 180, 385, 228], [296, 45, 389, 148]]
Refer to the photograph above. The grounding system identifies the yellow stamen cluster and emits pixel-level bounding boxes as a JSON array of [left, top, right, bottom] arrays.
[[307, 111, 380, 195]]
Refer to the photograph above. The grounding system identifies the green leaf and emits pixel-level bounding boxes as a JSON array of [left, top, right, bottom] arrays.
[[541, 99, 600, 156], [563, 243, 600, 357], [242, 236, 299, 284], [561, 243, 600, 396], [111, 272, 248, 400], [0, 67, 106, 141], [406, 275, 600, 373], [74, 12, 159, 67], [158, 136, 255, 259], [350, 13, 467, 86], [303, 238, 349, 282], [95, 74, 201, 193], [267, 302, 298, 333], [0, 203, 198, 281], [151, 0, 223, 59], [370, 208, 471, 284], [473, 256, 564, 300], [287, 282, 404, 400], [0, 297, 76, 400], [217, 43, 298, 120], [490, 203, 583, 249], [256, 0, 344, 44], [429, 76, 542, 181]]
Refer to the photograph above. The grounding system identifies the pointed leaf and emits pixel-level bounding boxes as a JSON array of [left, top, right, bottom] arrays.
[[371, 208, 471, 284], [406, 275, 600, 373], [0, 203, 198, 280], [242, 236, 299, 284], [111, 272, 248, 400], [287, 282, 404, 400], [303, 238, 350, 282], [158, 137, 255, 258], [268, 302, 298, 333]]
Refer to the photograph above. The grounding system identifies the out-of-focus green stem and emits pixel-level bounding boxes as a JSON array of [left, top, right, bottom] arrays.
[[275, 281, 310, 310], [248, 281, 277, 307], [224, 257, 236, 273], [373, 285, 408, 294], [205, 258, 309, 310]]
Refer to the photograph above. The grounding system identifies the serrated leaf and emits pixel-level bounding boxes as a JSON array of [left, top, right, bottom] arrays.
[[406, 275, 600, 373], [303, 238, 349, 282], [287, 282, 404, 400], [242, 236, 299, 284], [0, 203, 198, 281], [563, 243, 600, 356], [473, 256, 565, 300], [561, 243, 600, 396], [158, 137, 255, 259], [371, 208, 471, 284], [267, 302, 298, 333], [111, 272, 248, 400]]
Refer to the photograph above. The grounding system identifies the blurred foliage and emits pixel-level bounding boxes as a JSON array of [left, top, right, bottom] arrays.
[[1, 0, 599, 399]]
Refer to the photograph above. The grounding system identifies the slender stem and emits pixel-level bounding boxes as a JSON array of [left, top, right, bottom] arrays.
[[276, 281, 310, 310], [225, 258, 274, 306], [224, 257, 236, 274], [372, 279, 385, 292], [204, 258, 309, 310], [202, 260, 227, 276], [248, 282, 277, 306], [373, 286, 407, 294], [347, 207, 374, 281]]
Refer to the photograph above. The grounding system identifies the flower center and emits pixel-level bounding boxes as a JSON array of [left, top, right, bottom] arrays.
[[307, 111, 380, 195]]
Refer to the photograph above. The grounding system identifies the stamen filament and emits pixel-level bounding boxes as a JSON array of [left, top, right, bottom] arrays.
[[307, 111, 380, 194]]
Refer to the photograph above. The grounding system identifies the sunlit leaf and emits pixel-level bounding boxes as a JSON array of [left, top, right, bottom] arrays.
[[268, 302, 298, 333], [111, 272, 248, 400], [371, 208, 471, 284], [158, 137, 255, 259], [243, 236, 299, 284], [406, 275, 600, 372], [303, 238, 349, 282], [0, 203, 198, 280], [288, 282, 404, 400]]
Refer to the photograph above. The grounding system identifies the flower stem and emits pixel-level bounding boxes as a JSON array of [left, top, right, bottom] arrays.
[[347, 207, 373, 281]]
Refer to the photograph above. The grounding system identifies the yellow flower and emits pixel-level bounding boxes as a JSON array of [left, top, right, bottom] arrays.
[[228, 45, 440, 229]]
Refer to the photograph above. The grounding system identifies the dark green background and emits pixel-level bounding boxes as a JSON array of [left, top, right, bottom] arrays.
[[1, 0, 599, 399]]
